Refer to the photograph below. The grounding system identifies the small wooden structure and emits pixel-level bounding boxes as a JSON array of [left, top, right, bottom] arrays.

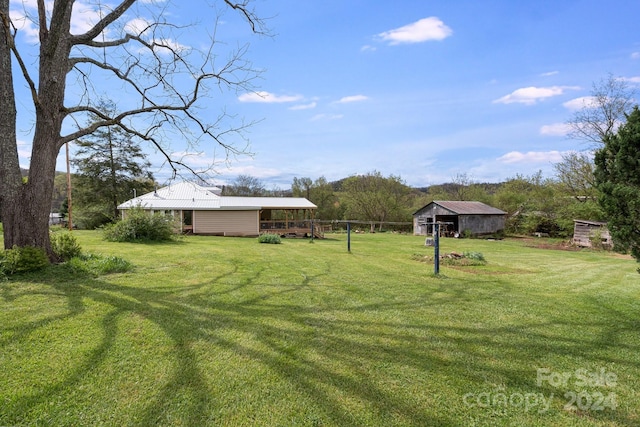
[[572, 220, 612, 248], [413, 201, 506, 237]]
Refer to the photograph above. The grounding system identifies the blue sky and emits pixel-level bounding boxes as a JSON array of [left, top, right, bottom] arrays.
[[11, 0, 640, 188]]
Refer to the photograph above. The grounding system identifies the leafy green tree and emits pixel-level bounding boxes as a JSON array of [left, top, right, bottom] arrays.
[[494, 172, 565, 236], [51, 173, 69, 215], [594, 106, 640, 266], [72, 100, 155, 229], [291, 177, 313, 200], [554, 151, 599, 202], [553, 151, 604, 232], [341, 171, 411, 231], [292, 176, 341, 220]]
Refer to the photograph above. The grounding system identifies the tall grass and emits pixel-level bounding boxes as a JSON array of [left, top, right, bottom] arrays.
[[0, 231, 638, 426]]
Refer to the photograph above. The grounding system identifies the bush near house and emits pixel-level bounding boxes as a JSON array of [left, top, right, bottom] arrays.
[[50, 231, 82, 261], [102, 207, 177, 242], [258, 233, 282, 244]]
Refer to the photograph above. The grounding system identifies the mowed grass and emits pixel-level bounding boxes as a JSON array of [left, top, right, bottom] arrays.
[[1, 231, 639, 426]]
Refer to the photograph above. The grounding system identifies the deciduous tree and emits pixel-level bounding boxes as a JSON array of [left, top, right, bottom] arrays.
[[0, 0, 264, 259], [342, 171, 411, 231], [223, 175, 267, 196], [566, 73, 637, 146], [292, 176, 340, 220]]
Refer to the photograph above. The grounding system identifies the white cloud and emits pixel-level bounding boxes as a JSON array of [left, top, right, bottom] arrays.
[[497, 150, 565, 164], [289, 102, 317, 111], [360, 45, 377, 52], [562, 96, 597, 110], [540, 71, 559, 77], [540, 123, 571, 136], [336, 95, 369, 103], [311, 114, 344, 121], [377, 17, 452, 45], [631, 52, 640, 59], [125, 18, 153, 36], [494, 86, 580, 105], [238, 91, 304, 103], [622, 76, 640, 83]]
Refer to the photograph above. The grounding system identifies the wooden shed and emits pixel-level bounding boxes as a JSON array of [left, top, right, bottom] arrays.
[[413, 201, 506, 237], [572, 220, 612, 248]]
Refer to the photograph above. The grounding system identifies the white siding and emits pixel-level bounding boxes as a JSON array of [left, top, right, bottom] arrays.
[[193, 210, 259, 236]]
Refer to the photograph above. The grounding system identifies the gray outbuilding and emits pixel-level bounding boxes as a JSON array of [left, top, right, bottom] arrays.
[[413, 201, 506, 237]]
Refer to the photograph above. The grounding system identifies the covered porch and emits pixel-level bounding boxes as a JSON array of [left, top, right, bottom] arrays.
[[259, 208, 324, 238]]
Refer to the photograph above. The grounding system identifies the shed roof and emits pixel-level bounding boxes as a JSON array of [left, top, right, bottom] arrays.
[[415, 201, 506, 215], [573, 219, 607, 226], [117, 181, 316, 211]]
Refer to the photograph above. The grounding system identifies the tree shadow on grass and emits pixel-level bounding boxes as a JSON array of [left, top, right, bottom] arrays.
[[1, 263, 639, 426]]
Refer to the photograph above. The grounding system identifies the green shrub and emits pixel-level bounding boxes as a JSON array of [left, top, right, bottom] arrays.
[[50, 231, 82, 261], [258, 233, 282, 244], [103, 207, 177, 242], [66, 253, 133, 276], [0, 246, 49, 275]]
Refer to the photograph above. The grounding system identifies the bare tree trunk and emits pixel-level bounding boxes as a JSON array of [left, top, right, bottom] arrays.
[[0, 0, 73, 259], [0, 0, 25, 250]]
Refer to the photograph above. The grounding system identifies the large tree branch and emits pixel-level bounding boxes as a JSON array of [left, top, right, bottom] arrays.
[[36, 0, 47, 42], [1, 11, 39, 108], [71, 0, 136, 44]]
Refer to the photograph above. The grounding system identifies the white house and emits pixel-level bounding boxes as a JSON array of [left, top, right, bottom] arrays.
[[117, 181, 319, 237]]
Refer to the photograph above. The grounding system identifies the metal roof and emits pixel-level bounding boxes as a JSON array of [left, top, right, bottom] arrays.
[[219, 196, 316, 209], [117, 181, 316, 210], [416, 201, 506, 215]]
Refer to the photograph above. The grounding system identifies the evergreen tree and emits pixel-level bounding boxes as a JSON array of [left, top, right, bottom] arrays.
[[72, 100, 155, 229], [594, 106, 640, 268]]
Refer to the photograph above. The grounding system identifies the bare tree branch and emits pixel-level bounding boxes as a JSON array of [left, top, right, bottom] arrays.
[[71, 0, 136, 44], [0, 9, 39, 108], [223, 0, 268, 34], [566, 73, 638, 146]]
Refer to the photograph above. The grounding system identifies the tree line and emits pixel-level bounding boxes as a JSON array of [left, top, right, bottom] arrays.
[[52, 163, 597, 239]]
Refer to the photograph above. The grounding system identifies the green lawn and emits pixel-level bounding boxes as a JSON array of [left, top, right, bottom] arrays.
[[1, 232, 639, 426]]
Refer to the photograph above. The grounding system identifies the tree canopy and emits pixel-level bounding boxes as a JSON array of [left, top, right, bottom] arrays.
[[341, 171, 411, 231], [594, 106, 640, 267]]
